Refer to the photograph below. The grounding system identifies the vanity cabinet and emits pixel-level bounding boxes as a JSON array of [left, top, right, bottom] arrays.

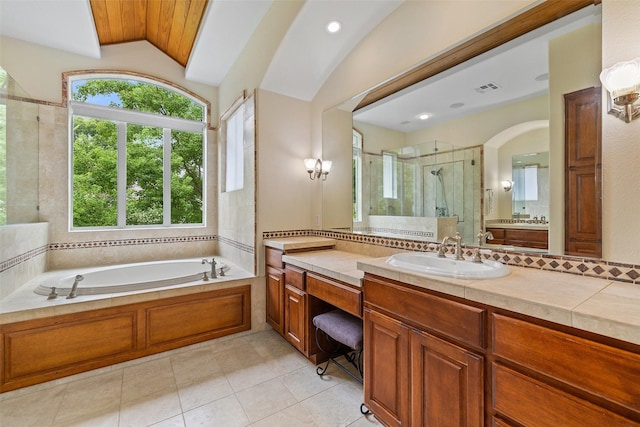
[[485, 227, 548, 250], [283, 265, 307, 352], [266, 265, 285, 334], [264, 247, 338, 364], [363, 275, 485, 427], [362, 273, 640, 426], [492, 314, 640, 426]]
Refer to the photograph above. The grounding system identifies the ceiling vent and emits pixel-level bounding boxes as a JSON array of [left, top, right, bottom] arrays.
[[474, 82, 501, 94]]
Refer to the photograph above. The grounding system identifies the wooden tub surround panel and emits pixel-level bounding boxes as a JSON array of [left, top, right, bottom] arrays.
[[1, 285, 251, 392]]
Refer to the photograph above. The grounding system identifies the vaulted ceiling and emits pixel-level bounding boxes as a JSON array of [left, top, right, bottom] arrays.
[[89, 0, 208, 67]]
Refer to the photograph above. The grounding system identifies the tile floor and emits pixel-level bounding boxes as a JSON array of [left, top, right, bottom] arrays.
[[0, 329, 380, 427]]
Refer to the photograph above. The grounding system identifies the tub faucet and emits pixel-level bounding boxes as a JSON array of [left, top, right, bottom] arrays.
[[202, 258, 217, 279], [67, 274, 84, 299]]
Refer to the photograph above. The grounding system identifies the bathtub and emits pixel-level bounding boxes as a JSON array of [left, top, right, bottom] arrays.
[[34, 257, 230, 298]]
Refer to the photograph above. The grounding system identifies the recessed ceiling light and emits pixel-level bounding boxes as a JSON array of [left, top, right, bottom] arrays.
[[326, 21, 341, 34], [418, 113, 430, 120]]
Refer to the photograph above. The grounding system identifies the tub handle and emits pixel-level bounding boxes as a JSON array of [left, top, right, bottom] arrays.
[[47, 287, 58, 300], [202, 271, 209, 281]]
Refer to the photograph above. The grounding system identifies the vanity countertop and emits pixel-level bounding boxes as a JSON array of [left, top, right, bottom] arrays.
[[357, 256, 640, 346], [282, 250, 371, 288], [264, 236, 337, 251]]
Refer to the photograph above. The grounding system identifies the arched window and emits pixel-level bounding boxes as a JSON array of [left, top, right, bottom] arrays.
[[68, 74, 207, 229]]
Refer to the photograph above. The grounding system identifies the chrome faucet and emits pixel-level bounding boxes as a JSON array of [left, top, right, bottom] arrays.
[[67, 274, 84, 299], [202, 258, 217, 279], [437, 232, 464, 260]]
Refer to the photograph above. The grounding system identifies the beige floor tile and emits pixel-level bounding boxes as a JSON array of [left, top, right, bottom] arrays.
[[170, 347, 221, 386], [301, 381, 367, 427], [249, 402, 319, 427], [182, 394, 249, 427], [263, 348, 311, 376], [52, 411, 120, 427], [52, 370, 122, 426], [280, 365, 343, 401], [236, 377, 298, 422], [176, 371, 234, 412], [149, 414, 186, 427], [0, 384, 66, 427], [119, 389, 182, 427], [122, 358, 177, 401], [214, 343, 265, 374], [347, 413, 382, 426]]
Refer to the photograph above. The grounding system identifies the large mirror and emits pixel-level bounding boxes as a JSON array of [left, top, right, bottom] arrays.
[[322, 2, 602, 256]]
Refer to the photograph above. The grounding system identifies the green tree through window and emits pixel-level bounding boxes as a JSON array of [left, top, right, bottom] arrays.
[[70, 77, 206, 228]]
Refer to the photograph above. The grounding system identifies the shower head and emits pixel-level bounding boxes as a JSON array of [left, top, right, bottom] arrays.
[[431, 168, 442, 176]]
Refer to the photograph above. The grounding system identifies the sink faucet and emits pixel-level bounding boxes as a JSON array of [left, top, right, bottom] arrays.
[[437, 232, 464, 260], [202, 258, 217, 279], [471, 231, 494, 263]]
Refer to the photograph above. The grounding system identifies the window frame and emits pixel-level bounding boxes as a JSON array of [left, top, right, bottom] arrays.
[[68, 74, 208, 231]]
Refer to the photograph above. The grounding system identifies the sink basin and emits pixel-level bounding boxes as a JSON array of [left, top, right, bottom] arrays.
[[385, 252, 510, 279]]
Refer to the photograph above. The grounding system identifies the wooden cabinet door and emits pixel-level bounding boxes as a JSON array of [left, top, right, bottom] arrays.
[[284, 285, 306, 353], [565, 86, 601, 257], [364, 309, 410, 427], [410, 329, 484, 427], [266, 266, 284, 334]]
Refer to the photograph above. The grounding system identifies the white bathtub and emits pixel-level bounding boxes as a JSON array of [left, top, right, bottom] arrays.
[[34, 257, 230, 298]]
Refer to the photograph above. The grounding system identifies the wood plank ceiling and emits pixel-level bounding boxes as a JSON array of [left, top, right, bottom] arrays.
[[89, 0, 208, 67]]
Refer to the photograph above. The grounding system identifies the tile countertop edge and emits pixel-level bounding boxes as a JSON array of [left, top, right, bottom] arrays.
[[357, 257, 640, 347], [264, 237, 337, 251], [282, 251, 365, 288]]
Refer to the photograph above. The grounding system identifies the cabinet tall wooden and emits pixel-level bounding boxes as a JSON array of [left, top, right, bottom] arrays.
[[565, 86, 601, 257]]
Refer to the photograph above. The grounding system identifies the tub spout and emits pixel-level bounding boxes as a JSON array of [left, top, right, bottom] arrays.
[[201, 258, 217, 279], [67, 275, 84, 299]]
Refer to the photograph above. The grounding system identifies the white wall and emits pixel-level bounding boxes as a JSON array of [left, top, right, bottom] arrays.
[[601, 0, 640, 264]]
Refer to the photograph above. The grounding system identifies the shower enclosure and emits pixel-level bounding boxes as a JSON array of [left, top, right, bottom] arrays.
[[361, 140, 481, 243]]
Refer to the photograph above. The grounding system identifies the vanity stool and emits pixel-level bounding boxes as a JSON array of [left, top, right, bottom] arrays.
[[313, 309, 363, 383], [313, 309, 370, 415], [313, 310, 362, 384]]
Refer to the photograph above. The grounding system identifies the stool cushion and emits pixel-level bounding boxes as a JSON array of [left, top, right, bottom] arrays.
[[313, 310, 363, 351]]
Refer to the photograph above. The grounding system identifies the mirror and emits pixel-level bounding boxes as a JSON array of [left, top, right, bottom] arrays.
[[0, 66, 40, 225], [511, 152, 549, 221], [322, 3, 602, 255]]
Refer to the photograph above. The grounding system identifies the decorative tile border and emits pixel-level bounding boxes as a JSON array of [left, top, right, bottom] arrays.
[[48, 235, 217, 251], [352, 227, 434, 239], [0, 245, 48, 274], [263, 229, 640, 286], [217, 236, 255, 254]]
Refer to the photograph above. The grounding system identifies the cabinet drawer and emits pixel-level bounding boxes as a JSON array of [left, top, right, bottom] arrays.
[[492, 314, 640, 413], [265, 247, 284, 268], [307, 273, 362, 317], [365, 276, 485, 349], [493, 364, 639, 427], [285, 265, 305, 290]]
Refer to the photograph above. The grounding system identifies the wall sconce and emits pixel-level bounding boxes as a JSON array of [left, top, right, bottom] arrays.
[[599, 58, 640, 123], [304, 158, 332, 181], [501, 180, 512, 192]]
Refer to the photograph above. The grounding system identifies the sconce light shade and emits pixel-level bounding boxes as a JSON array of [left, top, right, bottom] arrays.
[[599, 58, 640, 123], [304, 158, 331, 181], [501, 180, 512, 192]]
